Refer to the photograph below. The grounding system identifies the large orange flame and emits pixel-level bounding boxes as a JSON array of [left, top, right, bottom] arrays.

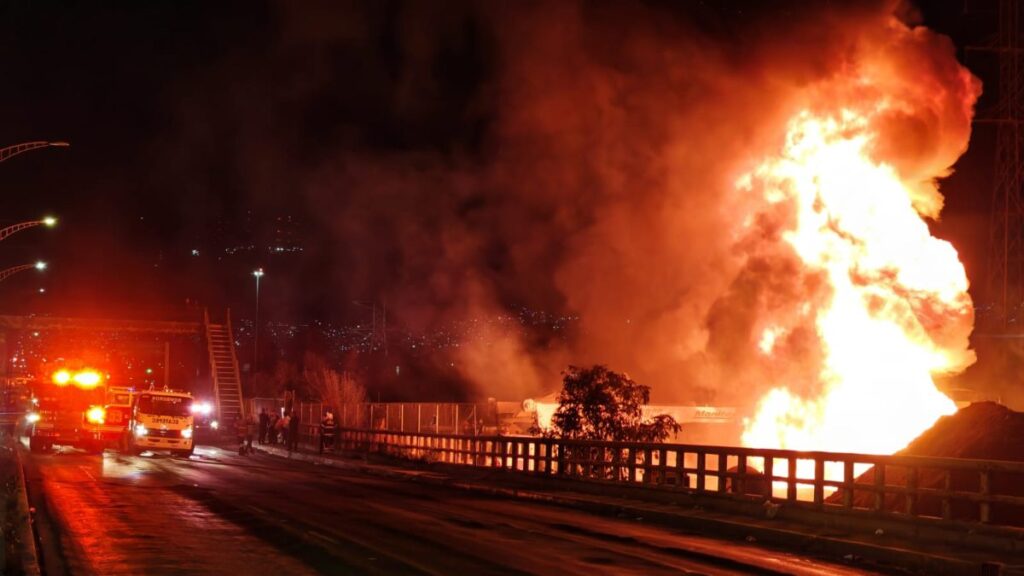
[[740, 104, 973, 455]]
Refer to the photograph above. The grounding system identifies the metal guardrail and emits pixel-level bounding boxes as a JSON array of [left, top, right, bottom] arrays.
[[333, 428, 1024, 530]]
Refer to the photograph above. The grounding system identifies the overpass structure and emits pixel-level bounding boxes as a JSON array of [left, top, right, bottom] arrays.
[[0, 315, 202, 334]]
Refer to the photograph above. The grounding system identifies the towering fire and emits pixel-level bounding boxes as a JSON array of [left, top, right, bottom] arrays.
[[739, 17, 979, 454]]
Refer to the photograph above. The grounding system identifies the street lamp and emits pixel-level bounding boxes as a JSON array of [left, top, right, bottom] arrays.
[[0, 261, 47, 283], [0, 216, 58, 242], [253, 268, 264, 370], [0, 141, 69, 164]]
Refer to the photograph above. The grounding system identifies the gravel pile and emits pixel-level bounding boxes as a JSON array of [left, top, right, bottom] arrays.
[[827, 402, 1024, 525]]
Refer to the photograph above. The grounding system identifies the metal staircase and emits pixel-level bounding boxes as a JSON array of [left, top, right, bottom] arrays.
[[205, 309, 244, 425]]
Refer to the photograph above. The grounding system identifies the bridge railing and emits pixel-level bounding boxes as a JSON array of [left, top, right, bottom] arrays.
[[334, 427, 1024, 530]]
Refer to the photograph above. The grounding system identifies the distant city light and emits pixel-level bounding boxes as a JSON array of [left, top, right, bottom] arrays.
[[6, 304, 578, 384], [42, 216, 57, 227], [38, 288, 45, 294], [34, 261, 47, 271], [191, 249, 200, 256], [253, 268, 264, 278]]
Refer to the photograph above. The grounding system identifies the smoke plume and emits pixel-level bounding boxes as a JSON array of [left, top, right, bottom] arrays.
[[195, 1, 979, 410]]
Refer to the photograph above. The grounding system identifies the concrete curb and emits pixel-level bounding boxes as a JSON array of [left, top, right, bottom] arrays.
[[254, 444, 1023, 576], [12, 445, 40, 576]]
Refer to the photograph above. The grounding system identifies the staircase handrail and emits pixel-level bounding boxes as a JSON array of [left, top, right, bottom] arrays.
[[224, 308, 245, 420]]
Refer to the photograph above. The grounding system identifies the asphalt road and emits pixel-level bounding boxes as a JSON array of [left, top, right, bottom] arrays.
[[21, 444, 879, 576]]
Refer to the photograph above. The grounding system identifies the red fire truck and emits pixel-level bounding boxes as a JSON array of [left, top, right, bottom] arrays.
[[82, 386, 135, 452], [25, 368, 126, 453]]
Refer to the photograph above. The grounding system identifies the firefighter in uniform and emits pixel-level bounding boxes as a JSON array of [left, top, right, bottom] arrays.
[[319, 411, 335, 454]]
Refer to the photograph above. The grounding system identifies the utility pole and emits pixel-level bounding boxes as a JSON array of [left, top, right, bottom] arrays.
[[353, 298, 387, 353], [972, 0, 1024, 327]]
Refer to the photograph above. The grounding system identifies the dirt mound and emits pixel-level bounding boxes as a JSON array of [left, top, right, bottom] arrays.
[[827, 402, 1024, 525], [897, 402, 1024, 461]]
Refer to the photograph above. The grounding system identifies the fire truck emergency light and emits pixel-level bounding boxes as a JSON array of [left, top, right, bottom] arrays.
[[72, 370, 102, 388], [51, 369, 104, 389], [86, 406, 105, 425]]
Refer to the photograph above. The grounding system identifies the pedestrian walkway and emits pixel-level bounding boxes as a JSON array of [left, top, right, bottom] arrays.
[[250, 441, 1024, 576]]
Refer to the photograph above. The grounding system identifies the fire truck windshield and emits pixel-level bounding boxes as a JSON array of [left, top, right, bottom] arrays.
[[137, 395, 192, 417]]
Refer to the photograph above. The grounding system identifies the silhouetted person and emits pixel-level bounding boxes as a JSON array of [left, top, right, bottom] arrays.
[[234, 416, 247, 454], [271, 414, 283, 444], [279, 412, 290, 448], [258, 408, 269, 444], [288, 411, 300, 452], [245, 415, 257, 454]]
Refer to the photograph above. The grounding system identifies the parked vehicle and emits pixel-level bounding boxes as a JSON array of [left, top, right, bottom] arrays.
[[124, 390, 195, 457], [27, 368, 110, 453]]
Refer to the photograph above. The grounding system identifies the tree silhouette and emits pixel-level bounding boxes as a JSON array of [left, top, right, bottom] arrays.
[[549, 365, 680, 442]]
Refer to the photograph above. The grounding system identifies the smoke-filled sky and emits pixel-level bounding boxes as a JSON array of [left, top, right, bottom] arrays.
[[0, 0, 1002, 403]]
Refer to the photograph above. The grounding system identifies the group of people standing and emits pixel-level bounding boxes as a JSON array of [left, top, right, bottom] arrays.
[[236, 407, 338, 455], [257, 408, 300, 451]]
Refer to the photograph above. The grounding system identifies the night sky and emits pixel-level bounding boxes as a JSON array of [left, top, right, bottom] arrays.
[[0, 0, 493, 321], [0, 1, 1009, 400]]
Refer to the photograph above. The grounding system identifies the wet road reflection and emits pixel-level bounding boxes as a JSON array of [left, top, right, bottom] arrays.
[[29, 447, 317, 576], [26, 444, 878, 576]]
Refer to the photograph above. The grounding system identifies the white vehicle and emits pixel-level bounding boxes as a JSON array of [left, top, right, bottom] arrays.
[[125, 390, 195, 457]]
